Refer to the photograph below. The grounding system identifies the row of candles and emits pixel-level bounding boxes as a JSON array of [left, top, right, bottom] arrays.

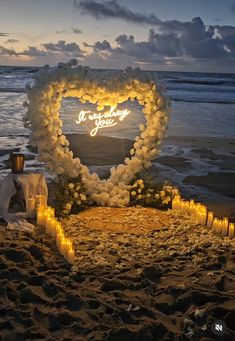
[[172, 196, 235, 238], [36, 205, 75, 264]]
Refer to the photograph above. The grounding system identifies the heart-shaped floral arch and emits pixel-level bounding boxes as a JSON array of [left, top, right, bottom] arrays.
[[24, 60, 170, 206]]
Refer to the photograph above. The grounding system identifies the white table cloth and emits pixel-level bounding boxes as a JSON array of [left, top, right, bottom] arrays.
[[0, 171, 48, 223]]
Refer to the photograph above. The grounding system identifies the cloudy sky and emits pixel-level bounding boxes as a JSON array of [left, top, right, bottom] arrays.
[[1, 0, 235, 72]]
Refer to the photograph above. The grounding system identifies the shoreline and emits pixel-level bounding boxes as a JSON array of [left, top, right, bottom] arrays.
[[1, 133, 234, 218]]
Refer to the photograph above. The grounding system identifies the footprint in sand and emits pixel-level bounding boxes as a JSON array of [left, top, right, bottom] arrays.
[[3, 249, 27, 262]]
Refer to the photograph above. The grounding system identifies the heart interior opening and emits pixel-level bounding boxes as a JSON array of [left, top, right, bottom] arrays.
[[60, 97, 146, 179]]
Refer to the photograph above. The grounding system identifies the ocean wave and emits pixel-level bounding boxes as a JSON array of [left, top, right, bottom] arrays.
[[168, 79, 235, 86], [0, 87, 25, 93], [0, 66, 40, 74], [167, 84, 235, 94], [171, 97, 235, 104]]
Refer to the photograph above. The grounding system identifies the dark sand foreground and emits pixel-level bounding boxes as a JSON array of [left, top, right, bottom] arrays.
[[1, 207, 235, 340]]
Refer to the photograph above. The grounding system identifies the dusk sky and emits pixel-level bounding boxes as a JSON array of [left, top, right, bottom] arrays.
[[1, 0, 235, 72]]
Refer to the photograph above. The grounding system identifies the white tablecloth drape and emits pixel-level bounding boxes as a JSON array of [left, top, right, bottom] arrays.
[[0, 171, 48, 225]]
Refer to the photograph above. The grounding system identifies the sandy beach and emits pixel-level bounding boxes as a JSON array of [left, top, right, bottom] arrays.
[[0, 207, 235, 340], [0, 1, 235, 339], [1, 135, 235, 340]]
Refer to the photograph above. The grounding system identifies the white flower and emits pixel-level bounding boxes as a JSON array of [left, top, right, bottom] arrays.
[[80, 194, 86, 201], [173, 188, 179, 195], [68, 183, 74, 190], [65, 203, 72, 211], [26, 60, 169, 207], [162, 197, 171, 204], [130, 148, 135, 155]]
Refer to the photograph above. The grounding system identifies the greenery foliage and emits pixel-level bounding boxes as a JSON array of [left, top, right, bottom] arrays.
[[55, 174, 89, 216], [129, 171, 179, 209], [55, 171, 180, 216]]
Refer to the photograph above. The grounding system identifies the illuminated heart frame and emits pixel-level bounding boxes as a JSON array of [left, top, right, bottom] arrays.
[[25, 60, 169, 206]]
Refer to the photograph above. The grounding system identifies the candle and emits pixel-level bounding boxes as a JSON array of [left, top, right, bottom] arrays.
[[179, 200, 185, 213], [195, 203, 202, 223], [184, 201, 190, 214], [172, 198, 177, 210], [222, 217, 229, 236], [198, 211, 203, 225], [56, 223, 63, 235], [67, 248, 75, 264], [66, 239, 72, 252], [45, 217, 52, 234], [37, 211, 43, 225], [216, 219, 223, 234], [50, 219, 57, 237], [201, 206, 207, 226], [172, 195, 181, 210], [201, 212, 205, 225], [27, 197, 36, 218], [56, 233, 64, 249], [206, 211, 214, 228], [42, 210, 49, 227], [60, 239, 67, 256], [178, 198, 183, 210], [212, 218, 218, 232], [48, 207, 55, 218], [228, 223, 235, 238], [189, 199, 195, 214], [181, 199, 186, 211]]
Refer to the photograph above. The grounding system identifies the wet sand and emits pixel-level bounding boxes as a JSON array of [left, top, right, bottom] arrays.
[[66, 134, 235, 219], [1, 133, 235, 218]]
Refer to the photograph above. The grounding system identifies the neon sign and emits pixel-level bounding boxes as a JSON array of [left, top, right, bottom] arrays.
[[76, 106, 130, 136]]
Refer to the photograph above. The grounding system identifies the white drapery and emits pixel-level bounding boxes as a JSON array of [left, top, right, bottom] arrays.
[[0, 172, 48, 230]]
